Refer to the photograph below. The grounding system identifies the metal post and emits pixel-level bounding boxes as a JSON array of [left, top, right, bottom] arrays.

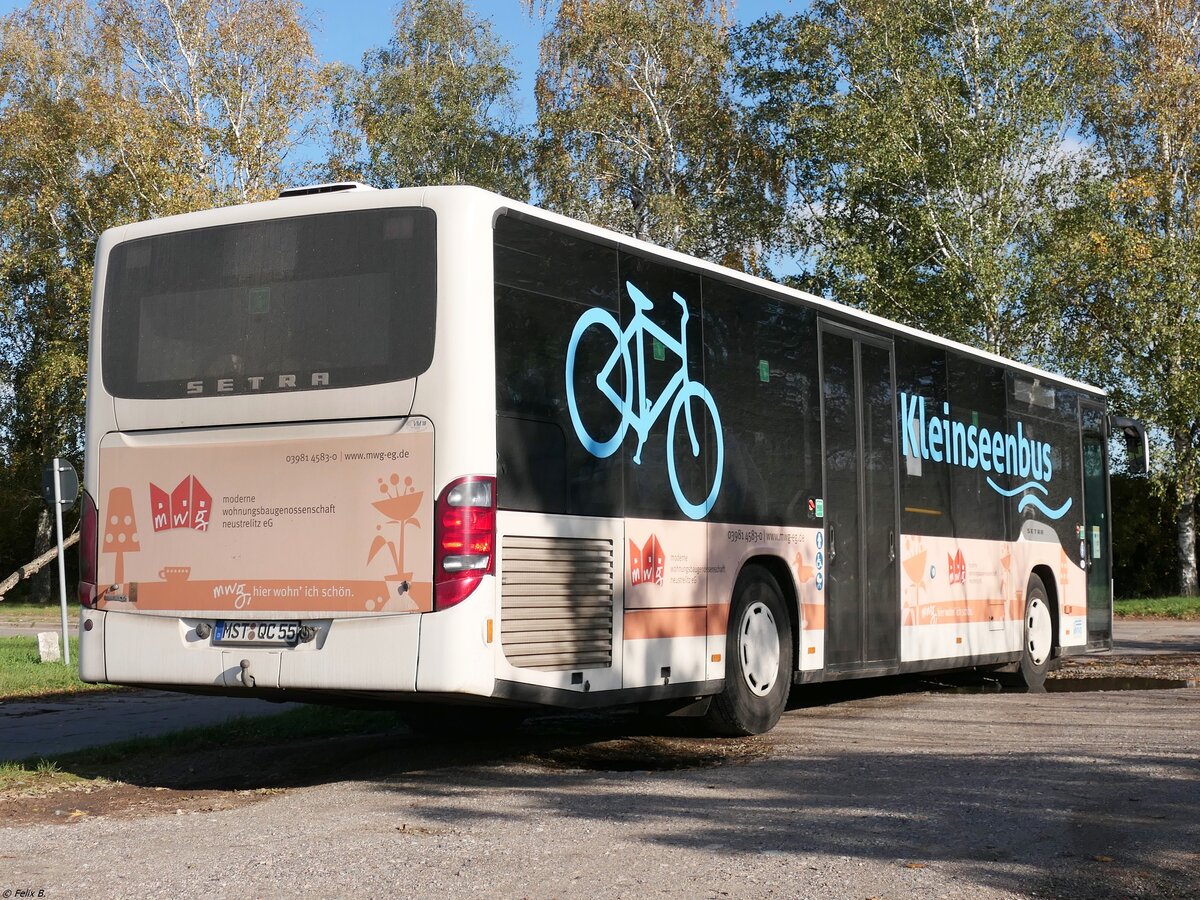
[[53, 460, 71, 667]]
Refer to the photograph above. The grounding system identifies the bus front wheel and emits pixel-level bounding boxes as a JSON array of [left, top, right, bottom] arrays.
[[1013, 574, 1054, 692], [705, 565, 793, 736]]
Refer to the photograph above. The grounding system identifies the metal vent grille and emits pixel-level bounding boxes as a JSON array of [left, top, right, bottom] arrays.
[[500, 535, 614, 671]]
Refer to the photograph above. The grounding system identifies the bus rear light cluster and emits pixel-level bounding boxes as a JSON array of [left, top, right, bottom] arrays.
[[434, 476, 496, 611], [78, 490, 98, 607]]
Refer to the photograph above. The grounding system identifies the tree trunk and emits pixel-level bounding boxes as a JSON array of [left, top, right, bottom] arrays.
[[29, 508, 53, 602], [1178, 496, 1198, 597], [0, 532, 79, 599]]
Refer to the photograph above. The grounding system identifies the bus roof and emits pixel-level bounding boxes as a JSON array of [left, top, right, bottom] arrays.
[[97, 184, 1105, 399]]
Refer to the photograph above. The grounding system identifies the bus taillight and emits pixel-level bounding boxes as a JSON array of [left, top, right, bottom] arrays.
[[78, 490, 98, 607], [434, 476, 496, 611]]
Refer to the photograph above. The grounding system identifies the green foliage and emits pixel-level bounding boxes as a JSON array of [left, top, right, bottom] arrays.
[[98, 0, 325, 207], [0, 0, 110, 578], [0, 0, 322, 582], [737, 0, 1096, 358], [531, 0, 777, 271], [329, 0, 529, 197], [0, 0, 1197, 600], [1041, 0, 1200, 592], [1110, 474, 1181, 598]]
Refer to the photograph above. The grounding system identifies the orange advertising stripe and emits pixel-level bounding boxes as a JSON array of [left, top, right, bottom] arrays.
[[909, 597, 1019, 626], [626, 601, 827, 640], [704, 601, 823, 636], [707, 602, 729, 636], [108, 579, 432, 614], [625, 607, 707, 640]]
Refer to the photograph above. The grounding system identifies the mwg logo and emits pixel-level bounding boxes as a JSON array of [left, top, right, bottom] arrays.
[[899, 393, 1072, 520]]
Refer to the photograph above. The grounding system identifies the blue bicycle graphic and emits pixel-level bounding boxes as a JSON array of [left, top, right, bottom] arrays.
[[565, 281, 724, 520]]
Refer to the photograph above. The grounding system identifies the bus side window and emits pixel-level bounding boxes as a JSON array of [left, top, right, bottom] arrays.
[[700, 277, 819, 527], [494, 216, 624, 518], [896, 341, 953, 538], [947, 356, 1007, 541]]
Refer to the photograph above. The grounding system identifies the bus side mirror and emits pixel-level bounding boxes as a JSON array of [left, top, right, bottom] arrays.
[[1110, 416, 1149, 476]]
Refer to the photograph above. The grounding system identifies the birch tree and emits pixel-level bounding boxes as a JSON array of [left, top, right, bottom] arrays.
[[328, 0, 529, 197], [1045, 0, 1200, 594], [0, 0, 322, 590], [99, 0, 323, 208], [530, 0, 776, 271], [0, 0, 118, 588], [737, 0, 1096, 358]]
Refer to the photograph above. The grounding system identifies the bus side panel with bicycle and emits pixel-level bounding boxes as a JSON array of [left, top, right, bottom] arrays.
[[77, 185, 1142, 734]]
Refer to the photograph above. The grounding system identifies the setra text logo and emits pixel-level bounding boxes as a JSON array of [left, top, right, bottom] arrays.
[[150, 475, 212, 532], [629, 534, 665, 587]]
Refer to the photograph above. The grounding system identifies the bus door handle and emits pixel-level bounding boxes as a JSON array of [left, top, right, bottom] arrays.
[[888, 529, 895, 564], [827, 525, 835, 567]]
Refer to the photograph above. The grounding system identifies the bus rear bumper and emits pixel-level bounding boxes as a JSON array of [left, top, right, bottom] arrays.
[[81, 583, 499, 699], [94, 608, 424, 693]]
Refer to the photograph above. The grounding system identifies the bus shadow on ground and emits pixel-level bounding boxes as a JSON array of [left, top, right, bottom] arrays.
[[22, 679, 1199, 898], [46, 669, 1196, 794], [361, 695, 1200, 900]]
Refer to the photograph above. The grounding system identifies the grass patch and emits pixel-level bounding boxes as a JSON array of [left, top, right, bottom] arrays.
[[0, 636, 114, 699], [1114, 596, 1200, 619], [0, 601, 71, 622], [0, 759, 89, 794], [1, 705, 404, 798]]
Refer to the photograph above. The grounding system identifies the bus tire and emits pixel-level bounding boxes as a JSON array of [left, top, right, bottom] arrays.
[[1016, 574, 1054, 692], [705, 565, 793, 736]]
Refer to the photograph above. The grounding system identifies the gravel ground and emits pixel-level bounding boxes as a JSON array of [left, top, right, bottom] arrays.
[[1054, 652, 1200, 684], [2, 683, 1197, 899]]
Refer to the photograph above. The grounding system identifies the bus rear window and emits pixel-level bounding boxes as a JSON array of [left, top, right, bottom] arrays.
[[101, 207, 436, 399]]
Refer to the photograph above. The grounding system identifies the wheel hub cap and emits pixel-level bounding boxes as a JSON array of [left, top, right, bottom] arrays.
[[739, 601, 781, 696], [1027, 597, 1052, 667]]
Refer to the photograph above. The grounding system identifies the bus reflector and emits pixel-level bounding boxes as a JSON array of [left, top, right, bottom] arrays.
[[78, 490, 98, 607], [434, 476, 496, 611]]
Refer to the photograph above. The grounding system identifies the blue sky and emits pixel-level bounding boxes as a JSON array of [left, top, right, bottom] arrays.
[[310, 1, 796, 123], [0, 0, 799, 126]]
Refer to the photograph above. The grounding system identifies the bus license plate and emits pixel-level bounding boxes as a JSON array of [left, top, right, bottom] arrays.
[[213, 620, 300, 645]]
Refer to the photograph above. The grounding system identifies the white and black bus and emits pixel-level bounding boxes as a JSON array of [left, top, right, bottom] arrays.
[[77, 185, 1144, 734]]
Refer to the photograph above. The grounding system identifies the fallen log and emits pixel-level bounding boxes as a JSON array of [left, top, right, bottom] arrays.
[[0, 532, 80, 600]]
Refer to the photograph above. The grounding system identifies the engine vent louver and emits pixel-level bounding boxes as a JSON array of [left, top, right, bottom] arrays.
[[500, 535, 614, 671]]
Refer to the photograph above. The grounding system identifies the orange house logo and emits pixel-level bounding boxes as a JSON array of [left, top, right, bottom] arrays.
[[150, 475, 212, 532], [629, 534, 665, 587], [947, 549, 966, 585]]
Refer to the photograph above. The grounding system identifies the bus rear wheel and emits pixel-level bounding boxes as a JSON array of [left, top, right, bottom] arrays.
[[704, 565, 793, 736]]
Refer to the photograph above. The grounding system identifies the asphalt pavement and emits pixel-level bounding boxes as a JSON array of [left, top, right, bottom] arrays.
[[1109, 618, 1200, 654], [0, 691, 298, 762], [0, 617, 1195, 764]]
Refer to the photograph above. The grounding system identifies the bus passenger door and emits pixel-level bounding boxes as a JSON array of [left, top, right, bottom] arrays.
[[1080, 401, 1112, 649], [819, 323, 900, 671]]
